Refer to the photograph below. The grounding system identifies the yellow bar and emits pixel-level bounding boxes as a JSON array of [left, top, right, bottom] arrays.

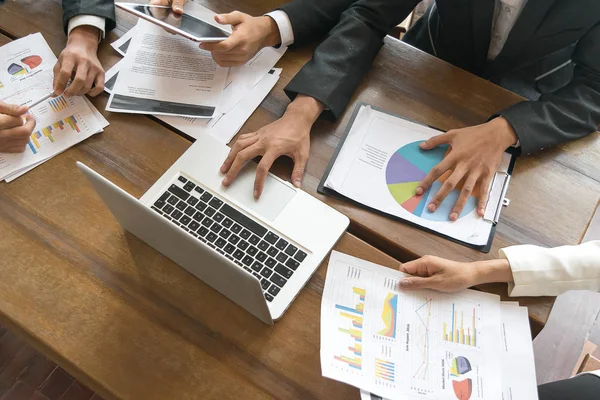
[[353, 287, 366, 296], [340, 312, 363, 323], [31, 135, 40, 148], [443, 323, 447, 341]]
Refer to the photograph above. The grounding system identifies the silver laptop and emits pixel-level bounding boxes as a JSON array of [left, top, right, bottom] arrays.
[[77, 134, 349, 324]]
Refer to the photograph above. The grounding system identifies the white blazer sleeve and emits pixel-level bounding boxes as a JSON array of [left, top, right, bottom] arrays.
[[499, 241, 600, 297]]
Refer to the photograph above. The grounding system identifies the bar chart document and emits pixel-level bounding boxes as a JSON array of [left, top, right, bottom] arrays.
[[321, 251, 504, 400], [0, 34, 105, 181]]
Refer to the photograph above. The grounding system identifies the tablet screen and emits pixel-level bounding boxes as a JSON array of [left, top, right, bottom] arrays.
[[129, 4, 230, 39]]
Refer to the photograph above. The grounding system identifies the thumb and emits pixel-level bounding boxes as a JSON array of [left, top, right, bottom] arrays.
[[0, 101, 28, 117], [291, 153, 308, 188], [419, 132, 452, 150], [215, 11, 245, 26], [398, 276, 436, 290], [171, 0, 185, 14]]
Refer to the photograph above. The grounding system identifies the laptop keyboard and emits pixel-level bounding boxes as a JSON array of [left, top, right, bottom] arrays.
[[150, 175, 308, 302]]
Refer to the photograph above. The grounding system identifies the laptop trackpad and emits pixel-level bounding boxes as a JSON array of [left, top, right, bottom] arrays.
[[223, 166, 296, 221]]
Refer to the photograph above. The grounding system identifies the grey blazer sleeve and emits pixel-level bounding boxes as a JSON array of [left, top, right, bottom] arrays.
[[281, 0, 419, 119], [61, 0, 117, 34], [501, 22, 600, 154], [277, 0, 359, 48]]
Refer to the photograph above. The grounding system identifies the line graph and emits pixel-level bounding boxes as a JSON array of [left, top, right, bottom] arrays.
[[412, 297, 433, 381]]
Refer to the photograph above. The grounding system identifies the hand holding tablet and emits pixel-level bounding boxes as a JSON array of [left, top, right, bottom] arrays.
[[116, 2, 230, 42]]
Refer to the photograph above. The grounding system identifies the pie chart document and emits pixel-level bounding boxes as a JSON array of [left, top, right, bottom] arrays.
[[323, 105, 512, 247]]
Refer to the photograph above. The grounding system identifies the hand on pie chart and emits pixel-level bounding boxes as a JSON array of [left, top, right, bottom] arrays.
[[385, 141, 479, 221]]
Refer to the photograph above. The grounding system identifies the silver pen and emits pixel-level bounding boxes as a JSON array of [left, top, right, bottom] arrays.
[[23, 91, 55, 109]]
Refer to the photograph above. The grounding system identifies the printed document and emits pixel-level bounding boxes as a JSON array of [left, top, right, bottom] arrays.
[[107, 19, 227, 118], [358, 301, 538, 400], [321, 251, 504, 400], [0, 34, 106, 181], [324, 106, 511, 246]]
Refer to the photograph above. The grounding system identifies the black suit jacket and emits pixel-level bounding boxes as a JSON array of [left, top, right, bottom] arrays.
[[61, 0, 116, 34], [278, 0, 600, 154]]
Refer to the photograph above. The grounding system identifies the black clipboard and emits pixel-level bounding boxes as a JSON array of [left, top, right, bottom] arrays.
[[317, 103, 517, 253]]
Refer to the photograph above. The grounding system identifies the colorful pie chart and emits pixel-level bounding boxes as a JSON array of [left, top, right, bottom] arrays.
[[385, 141, 478, 221]]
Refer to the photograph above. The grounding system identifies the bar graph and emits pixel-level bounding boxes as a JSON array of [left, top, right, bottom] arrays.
[[374, 359, 396, 383], [333, 286, 366, 371], [48, 96, 69, 112], [27, 115, 81, 155], [442, 303, 478, 347]]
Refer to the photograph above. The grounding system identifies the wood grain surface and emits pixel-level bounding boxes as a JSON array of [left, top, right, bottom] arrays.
[[1, 0, 597, 397], [1, 0, 598, 265]]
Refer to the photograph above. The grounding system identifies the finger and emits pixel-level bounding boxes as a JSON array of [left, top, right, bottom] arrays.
[[0, 102, 28, 117], [291, 151, 308, 188], [165, 11, 183, 28], [419, 132, 452, 150], [0, 116, 35, 141], [200, 36, 242, 54], [220, 135, 259, 174], [65, 63, 88, 97], [2, 145, 27, 153], [398, 276, 436, 290], [222, 145, 263, 187], [253, 152, 278, 199], [427, 166, 467, 214], [171, 0, 186, 14], [477, 172, 494, 217], [450, 173, 480, 221], [53, 59, 75, 95], [0, 114, 26, 130], [214, 11, 245, 26], [416, 157, 453, 196], [398, 259, 421, 276], [214, 59, 248, 68], [88, 72, 105, 97], [78, 68, 97, 96]]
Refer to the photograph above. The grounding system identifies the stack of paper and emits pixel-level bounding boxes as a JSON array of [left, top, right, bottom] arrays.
[[106, 3, 285, 143], [322, 251, 538, 400], [0, 34, 109, 182]]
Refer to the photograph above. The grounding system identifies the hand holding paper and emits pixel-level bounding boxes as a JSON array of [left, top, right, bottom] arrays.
[[54, 25, 105, 97], [0, 101, 35, 153]]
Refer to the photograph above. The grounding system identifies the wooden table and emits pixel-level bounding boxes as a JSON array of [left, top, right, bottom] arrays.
[[3, 0, 599, 265], [2, 0, 594, 397]]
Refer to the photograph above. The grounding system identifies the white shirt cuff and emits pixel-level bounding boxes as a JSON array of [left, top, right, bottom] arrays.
[[68, 15, 106, 41], [265, 10, 294, 47]]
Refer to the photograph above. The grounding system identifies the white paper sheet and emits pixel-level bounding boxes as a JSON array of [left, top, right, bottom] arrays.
[[0, 34, 104, 181], [106, 19, 227, 118], [105, 59, 280, 144], [358, 302, 538, 400], [324, 105, 512, 246], [499, 304, 538, 400], [321, 251, 503, 400]]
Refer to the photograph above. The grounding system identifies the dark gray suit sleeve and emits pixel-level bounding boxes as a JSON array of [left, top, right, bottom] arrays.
[[61, 0, 117, 34], [277, 0, 360, 48], [281, 0, 419, 119], [501, 23, 600, 154]]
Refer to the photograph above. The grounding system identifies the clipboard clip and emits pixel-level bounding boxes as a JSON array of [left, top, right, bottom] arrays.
[[483, 172, 511, 224]]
